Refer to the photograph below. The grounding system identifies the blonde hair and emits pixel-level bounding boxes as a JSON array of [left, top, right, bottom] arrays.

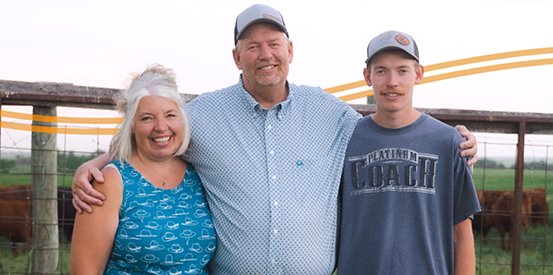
[[109, 64, 190, 163]]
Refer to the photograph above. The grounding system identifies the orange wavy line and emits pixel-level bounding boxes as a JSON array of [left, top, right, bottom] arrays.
[[0, 110, 123, 124], [337, 58, 553, 102], [326, 47, 553, 94], [0, 121, 119, 135], [2, 49, 552, 134]]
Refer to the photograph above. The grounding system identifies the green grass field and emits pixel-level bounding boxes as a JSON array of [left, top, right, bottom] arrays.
[[0, 172, 75, 188], [473, 168, 552, 191], [0, 236, 71, 274], [1, 167, 551, 274], [474, 222, 553, 274]]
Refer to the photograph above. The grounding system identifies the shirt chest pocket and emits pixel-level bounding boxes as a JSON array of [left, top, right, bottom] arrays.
[[288, 155, 334, 197]]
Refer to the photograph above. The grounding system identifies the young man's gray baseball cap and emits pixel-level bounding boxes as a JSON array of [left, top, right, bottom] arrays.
[[234, 4, 288, 45], [366, 30, 419, 64]]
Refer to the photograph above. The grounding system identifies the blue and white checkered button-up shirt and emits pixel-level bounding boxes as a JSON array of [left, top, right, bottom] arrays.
[[185, 77, 360, 275]]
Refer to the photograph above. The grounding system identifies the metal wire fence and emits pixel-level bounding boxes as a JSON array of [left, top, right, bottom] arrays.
[[473, 136, 552, 275], [1, 111, 552, 274]]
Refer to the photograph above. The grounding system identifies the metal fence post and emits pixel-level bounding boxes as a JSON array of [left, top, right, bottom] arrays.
[[511, 120, 526, 275]]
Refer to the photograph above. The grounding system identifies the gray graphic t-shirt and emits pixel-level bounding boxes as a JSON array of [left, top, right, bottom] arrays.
[[338, 114, 480, 275]]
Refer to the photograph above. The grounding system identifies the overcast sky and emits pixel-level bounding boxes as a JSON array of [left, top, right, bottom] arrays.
[[1, 0, 552, 157]]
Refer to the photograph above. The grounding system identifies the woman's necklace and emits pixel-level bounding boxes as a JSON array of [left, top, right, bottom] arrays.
[[136, 156, 175, 186]]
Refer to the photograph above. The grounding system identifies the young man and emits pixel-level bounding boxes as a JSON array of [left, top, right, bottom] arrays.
[[72, 7, 479, 274], [337, 31, 481, 275]]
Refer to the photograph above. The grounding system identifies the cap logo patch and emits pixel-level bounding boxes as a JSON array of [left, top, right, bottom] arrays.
[[262, 13, 282, 24], [395, 34, 410, 46]]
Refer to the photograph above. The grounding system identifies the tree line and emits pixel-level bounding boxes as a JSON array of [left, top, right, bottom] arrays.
[[1, 151, 104, 174], [473, 158, 553, 170]]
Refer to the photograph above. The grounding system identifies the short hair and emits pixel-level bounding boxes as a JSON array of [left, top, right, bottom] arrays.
[[109, 64, 190, 163], [366, 49, 421, 73]]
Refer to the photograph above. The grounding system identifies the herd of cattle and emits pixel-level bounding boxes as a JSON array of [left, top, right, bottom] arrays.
[[0, 184, 550, 256], [472, 188, 549, 250], [0, 184, 76, 255]]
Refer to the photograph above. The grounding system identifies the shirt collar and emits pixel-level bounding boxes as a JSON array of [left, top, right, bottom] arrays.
[[237, 75, 293, 121]]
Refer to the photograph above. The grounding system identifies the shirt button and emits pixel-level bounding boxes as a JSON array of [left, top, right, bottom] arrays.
[[267, 125, 272, 130], [269, 150, 275, 155], [272, 175, 276, 180], [273, 229, 278, 234], [273, 201, 278, 206], [271, 259, 276, 264]]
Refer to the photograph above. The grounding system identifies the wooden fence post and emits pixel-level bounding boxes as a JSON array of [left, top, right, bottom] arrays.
[[31, 105, 59, 274]]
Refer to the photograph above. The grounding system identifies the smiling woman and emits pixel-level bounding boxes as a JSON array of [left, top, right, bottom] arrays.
[[108, 66, 190, 164], [70, 64, 216, 274], [132, 95, 184, 166]]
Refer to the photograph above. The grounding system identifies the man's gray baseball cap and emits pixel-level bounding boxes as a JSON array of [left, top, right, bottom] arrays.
[[366, 30, 419, 64], [234, 4, 288, 45]]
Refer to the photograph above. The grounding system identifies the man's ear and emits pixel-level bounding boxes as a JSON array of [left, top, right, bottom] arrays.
[[363, 67, 372, 87], [415, 65, 424, 84], [288, 40, 294, 63], [232, 48, 242, 70]]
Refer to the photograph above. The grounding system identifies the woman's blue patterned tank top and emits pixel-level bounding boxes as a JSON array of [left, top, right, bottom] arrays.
[[104, 160, 216, 275]]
